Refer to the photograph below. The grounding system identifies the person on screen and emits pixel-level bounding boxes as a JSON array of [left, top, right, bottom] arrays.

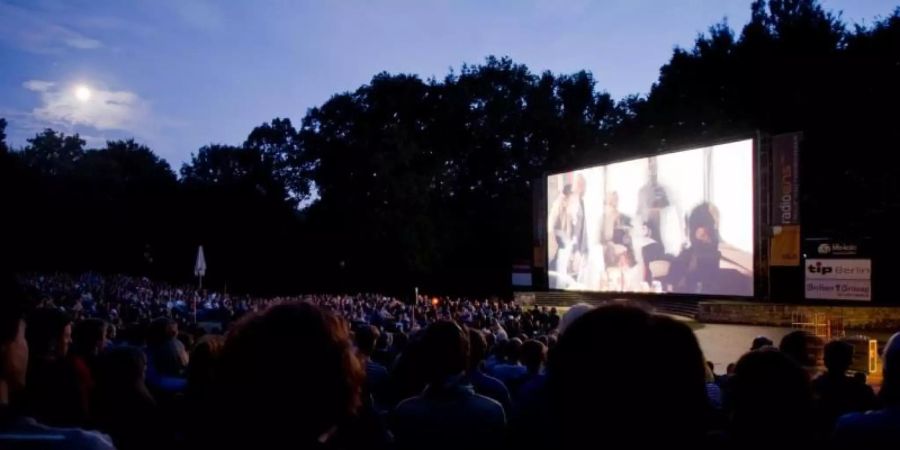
[[637, 220, 668, 284], [570, 174, 589, 270], [548, 175, 589, 286], [600, 191, 632, 267], [668, 203, 752, 295], [636, 157, 672, 244], [547, 183, 573, 283]]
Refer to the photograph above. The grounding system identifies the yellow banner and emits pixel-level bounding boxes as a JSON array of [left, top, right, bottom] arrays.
[[771, 225, 800, 266]]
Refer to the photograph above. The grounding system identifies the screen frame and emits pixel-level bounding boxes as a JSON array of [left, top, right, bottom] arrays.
[[542, 133, 760, 299]]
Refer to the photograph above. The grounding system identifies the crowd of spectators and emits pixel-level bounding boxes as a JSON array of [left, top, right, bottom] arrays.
[[1, 272, 898, 449]]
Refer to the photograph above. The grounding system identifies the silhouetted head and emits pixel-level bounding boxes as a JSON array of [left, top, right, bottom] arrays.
[[187, 334, 224, 397], [72, 318, 108, 357], [96, 346, 147, 391], [521, 340, 547, 375], [392, 331, 408, 353], [147, 317, 177, 346], [0, 275, 29, 394], [468, 328, 488, 370], [375, 330, 391, 350], [879, 332, 900, 406], [354, 325, 379, 357], [751, 336, 773, 351], [557, 303, 592, 335], [548, 305, 708, 446], [219, 302, 364, 447], [421, 321, 469, 384], [727, 349, 813, 444], [779, 330, 819, 368], [178, 331, 194, 351], [823, 340, 854, 374], [105, 323, 117, 343], [504, 338, 523, 364], [26, 307, 72, 359]]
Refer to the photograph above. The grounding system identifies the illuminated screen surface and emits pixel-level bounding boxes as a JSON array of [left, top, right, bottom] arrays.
[[547, 139, 754, 296]]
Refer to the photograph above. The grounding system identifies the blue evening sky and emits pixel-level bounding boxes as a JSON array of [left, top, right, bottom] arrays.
[[1, 0, 895, 166]]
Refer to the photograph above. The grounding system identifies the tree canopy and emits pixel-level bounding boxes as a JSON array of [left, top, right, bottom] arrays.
[[2, 0, 898, 296]]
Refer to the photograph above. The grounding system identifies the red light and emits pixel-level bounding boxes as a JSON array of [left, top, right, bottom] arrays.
[[432, 298, 439, 306]]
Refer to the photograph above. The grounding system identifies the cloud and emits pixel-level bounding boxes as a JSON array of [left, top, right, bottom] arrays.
[[23, 79, 148, 131], [62, 33, 102, 49], [171, 1, 225, 32], [23, 80, 56, 92], [0, 2, 103, 53]]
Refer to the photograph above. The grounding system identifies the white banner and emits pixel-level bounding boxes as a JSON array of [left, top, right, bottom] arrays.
[[805, 259, 871, 301]]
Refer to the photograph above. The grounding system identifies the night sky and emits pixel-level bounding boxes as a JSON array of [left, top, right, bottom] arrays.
[[1, 0, 893, 165]]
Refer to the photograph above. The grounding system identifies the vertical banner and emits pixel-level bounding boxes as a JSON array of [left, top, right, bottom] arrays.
[[772, 133, 800, 225], [770, 133, 801, 267], [770, 225, 801, 266]]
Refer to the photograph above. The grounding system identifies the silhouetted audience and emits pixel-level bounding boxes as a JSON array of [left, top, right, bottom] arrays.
[[214, 302, 386, 449], [833, 332, 900, 449], [355, 325, 389, 408], [93, 346, 161, 450], [780, 330, 822, 375], [724, 349, 815, 448], [489, 338, 527, 389], [812, 340, 877, 432], [8, 272, 900, 448], [513, 305, 710, 449], [751, 335, 773, 351], [466, 328, 512, 414], [24, 307, 90, 427], [0, 275, 115, 449], [183, 334, 224, 449], [145, 317, 188, 378], [391, 321, 506, 450], [69, 318, 108, 416]]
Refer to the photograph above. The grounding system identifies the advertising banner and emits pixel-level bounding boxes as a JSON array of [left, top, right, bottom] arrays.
[[805, 258, 871, 301], [771, 225, 801, 266], [772, 133, 800, 225]]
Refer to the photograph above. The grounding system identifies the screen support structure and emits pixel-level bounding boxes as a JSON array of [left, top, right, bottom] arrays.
[[755, 132, 771, 300]]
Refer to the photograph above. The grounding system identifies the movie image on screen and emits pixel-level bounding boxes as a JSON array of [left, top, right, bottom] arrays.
[[547, 139, 754, 296]]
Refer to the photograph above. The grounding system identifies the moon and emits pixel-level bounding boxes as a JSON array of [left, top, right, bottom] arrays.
[[75, 85, 92, 102]]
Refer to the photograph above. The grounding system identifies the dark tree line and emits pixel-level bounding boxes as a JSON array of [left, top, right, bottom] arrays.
[[2, 0, 899, 297]]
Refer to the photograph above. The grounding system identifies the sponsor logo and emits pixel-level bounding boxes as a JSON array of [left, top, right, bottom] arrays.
[[808, 261, 832, 275], [805, 258, 872, 301], [816, 242, 859, 256]]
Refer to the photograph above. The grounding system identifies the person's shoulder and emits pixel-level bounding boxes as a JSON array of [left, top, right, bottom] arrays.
[[468, 393, 506, 422], [470, 392, 504, 409], [65, 427, 117, 450], [474, 370, 506, 388], [1, 418, 116, 450], [836, 408, 891, 431], [393, 395, 427, 415], [367, 360, 388, 373]]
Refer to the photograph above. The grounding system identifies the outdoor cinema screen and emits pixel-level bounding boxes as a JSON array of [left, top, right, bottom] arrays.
[[547, 139, 754, 296]]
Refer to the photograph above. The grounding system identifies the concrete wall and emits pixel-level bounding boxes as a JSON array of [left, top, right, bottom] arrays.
[[698, 301, 900, 331]]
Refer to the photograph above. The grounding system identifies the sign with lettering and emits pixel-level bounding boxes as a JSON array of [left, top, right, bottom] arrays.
[[805, 259, 871, 301]]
